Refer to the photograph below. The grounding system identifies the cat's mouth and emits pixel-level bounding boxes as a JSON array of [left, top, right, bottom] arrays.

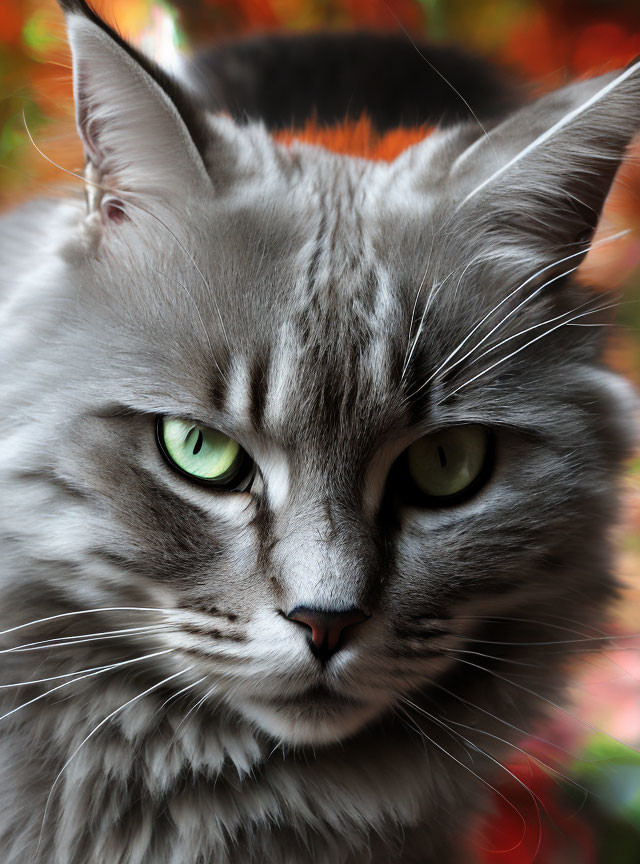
[[236, 685, 390, 745], [272, 685, 363, 708]]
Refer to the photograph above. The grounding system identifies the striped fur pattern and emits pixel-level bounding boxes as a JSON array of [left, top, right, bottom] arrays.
[[0, 3, 638, 862]]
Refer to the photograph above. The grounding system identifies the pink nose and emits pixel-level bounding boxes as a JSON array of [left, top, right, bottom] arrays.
[[286, 606, 369, 661]]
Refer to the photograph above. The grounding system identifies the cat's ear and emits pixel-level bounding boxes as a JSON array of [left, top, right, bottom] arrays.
[[450, 62, 640, 271], [59, 0, 212, 218]]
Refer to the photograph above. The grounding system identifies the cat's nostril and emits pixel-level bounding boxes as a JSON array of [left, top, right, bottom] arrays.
[[285, 606, 369, 662]]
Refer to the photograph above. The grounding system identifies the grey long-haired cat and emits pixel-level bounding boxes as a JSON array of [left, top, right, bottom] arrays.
[[0, 1, 638, 861]]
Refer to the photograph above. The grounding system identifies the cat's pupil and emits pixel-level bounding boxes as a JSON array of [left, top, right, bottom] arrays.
[[192, 429, 204, 456], [437, 445, 447, 468]]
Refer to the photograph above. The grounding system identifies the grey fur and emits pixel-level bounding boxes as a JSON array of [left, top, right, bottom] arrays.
[[0, 7, 638, 863]]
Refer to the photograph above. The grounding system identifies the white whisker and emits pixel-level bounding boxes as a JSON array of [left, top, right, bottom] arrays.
[[402, 697, 547, 824], [0, 650, 174, 724], [154, 270, 224, 381], [22, 109, 113, 194], [0, 625, 171, 655], [402, 261, 476, 387], [171, 678, 218, 738], [385, 20, 499, 162], [415, 254, 583, 393], [412, 229, 628, 397], [425, 677, 578, 760], [463, 294, 620, 368], [158, 676, 207, 713], [37, 665, 193, 858], [400, 233, 435, 381], [442, 299, 627, 399], [459, 60, 640, 206], [424, 265, 579, 388], [397, 701, 530, 840], [135, 207, 231, 355], [442, 303, 620, 402], [439, 646, 538, 667], [0, 607, 175, 639], [0, 647, 173, 690], [444, 715, 588, 795], [22, 114, 231, 363], [444, 655, 640, 754], [454, 613, 608, 636], [400, 274, 433, 382]]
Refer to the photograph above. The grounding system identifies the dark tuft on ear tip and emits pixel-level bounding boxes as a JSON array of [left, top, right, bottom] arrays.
[[57, 0, 106, 19], [57, 0, 87, 10], [57, 0, 92, 11]]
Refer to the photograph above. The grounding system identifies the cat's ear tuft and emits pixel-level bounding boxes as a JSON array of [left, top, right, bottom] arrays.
[[451, 62, 640, 271], [59, 0, 212, 218]]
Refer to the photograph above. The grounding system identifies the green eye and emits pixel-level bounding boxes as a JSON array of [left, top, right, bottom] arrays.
[[157, 416, 253, 489], [404, 425, 492, 504]]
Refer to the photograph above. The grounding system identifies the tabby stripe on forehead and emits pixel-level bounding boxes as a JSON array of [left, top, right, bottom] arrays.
[[209, 351, 230, 412], [305, 195, 328, 296], [249, 348, 270, 430], [401, 353, 433, 423]]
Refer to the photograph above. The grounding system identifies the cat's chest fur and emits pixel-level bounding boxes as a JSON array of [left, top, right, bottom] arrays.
[[5, 680, 462, 864]]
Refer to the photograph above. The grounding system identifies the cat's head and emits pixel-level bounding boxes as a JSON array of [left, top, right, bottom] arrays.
[[2, 0, 638, 746]]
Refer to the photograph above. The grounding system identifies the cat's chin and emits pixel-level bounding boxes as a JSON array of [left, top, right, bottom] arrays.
[[236, 691, 386, 746]]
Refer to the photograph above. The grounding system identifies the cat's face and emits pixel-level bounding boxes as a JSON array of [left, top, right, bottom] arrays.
[[1, 6, 637, 747]]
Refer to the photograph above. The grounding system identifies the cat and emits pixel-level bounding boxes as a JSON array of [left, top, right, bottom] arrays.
[[0, 0, 638, 861]]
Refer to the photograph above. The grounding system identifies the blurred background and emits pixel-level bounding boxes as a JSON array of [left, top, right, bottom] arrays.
[[1, 1, 639, 861]]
